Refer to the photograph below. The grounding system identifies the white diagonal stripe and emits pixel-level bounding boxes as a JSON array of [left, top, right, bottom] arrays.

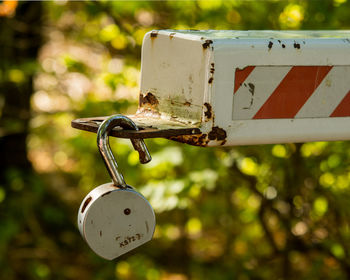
[[295, 66, 350, 118], [232, 66, 292, 120]]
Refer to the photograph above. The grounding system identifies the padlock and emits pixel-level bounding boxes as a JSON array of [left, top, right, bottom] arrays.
[[78, 114, 155, 260]]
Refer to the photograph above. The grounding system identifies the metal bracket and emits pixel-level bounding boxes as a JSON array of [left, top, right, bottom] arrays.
[[71, 116, 201, 139]]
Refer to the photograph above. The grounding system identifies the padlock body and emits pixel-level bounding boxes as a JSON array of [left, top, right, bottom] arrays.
[[78, 183, 156, 260]]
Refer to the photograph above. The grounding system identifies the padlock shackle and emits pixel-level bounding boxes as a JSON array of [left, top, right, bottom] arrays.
[[97, 114, 151, 188]]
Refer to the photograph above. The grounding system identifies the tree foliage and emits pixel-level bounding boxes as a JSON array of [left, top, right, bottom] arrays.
[[1, 0, 350, 279]]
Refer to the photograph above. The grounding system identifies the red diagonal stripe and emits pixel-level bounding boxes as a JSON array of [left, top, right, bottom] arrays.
[[253, 66, 333, 119], [330, 90, 350, 117], [234, 66, 255, 93]]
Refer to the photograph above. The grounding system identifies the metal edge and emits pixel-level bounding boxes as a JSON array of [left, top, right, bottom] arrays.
[[71, 117, 201, 139]]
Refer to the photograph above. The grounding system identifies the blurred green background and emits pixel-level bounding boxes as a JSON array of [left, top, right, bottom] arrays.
[[1, 0, 350, 279]]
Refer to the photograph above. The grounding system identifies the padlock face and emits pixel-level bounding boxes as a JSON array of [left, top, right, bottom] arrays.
[[78, 183, 156, 260]]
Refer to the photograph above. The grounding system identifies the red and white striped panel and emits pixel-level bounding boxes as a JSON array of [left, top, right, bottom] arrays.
[[233, 66, 350, 120]]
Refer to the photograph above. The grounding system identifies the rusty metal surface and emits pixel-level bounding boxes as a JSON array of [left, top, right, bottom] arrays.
[[71, 116, 201, 139]]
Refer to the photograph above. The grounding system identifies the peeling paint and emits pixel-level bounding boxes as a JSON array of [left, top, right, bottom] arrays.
[[208, 63, 215, 84], [243, 83, 255, 110]]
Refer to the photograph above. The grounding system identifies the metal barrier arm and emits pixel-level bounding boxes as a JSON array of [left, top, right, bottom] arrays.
[[72, 30, 350, 147]]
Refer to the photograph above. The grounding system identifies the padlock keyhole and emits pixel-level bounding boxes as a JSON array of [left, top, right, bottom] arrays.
[[124, 208, 131, 215]]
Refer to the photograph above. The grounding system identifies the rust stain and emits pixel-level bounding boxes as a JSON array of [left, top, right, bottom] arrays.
[[208, 126, 227, 141], [184, 101, 191, 106], [204, 102, 212, 120], [202, 39, 213, 49], [169, 126, 227, 147], [137, 92, 161, 117], [139, 92, 159, 106], [81, 196, 92, 213], [99, 230, 102, 237], [150, 31, 158, 38], [170, 133, 209, 147]]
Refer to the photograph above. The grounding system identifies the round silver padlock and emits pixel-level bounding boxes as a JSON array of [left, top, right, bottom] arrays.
[[78, 115, 155, 260]]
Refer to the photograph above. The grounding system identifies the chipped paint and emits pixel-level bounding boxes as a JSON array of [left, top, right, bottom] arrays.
[[204, 102, 213, 120], [202, 39, 213, 49], [150, 31, 158, 38], [137, 92, 161, 117], [139, 92, 159, 106], [208, 126, 227, 142], [242, 83, 255, 110], [208, 62, 215, 84], [294, 42, 301, 49], [210, 63, 215, 74], [268, 41, 273, 50]]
